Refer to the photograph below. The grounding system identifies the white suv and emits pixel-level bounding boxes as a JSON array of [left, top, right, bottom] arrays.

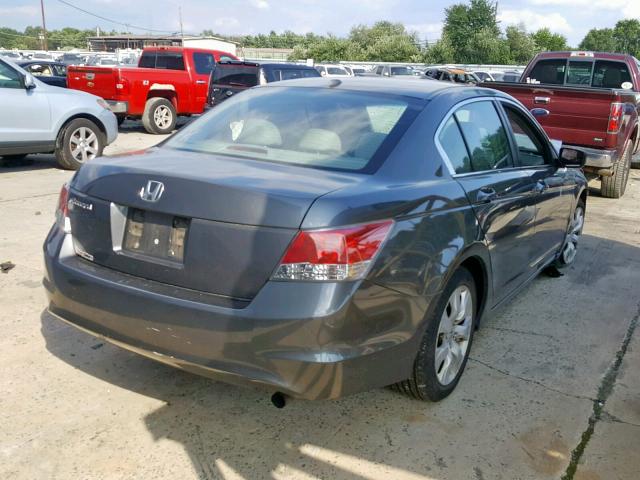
[[0, 57, 118, 169]]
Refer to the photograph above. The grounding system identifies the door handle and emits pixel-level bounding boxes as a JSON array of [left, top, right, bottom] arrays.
[[476, 187, 497, 203], [535, 180, 549, 193], [534, 96, 551, 104], [195, 80, 207, 84]]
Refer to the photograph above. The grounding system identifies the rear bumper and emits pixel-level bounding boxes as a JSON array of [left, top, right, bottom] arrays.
[[571, 146, 616, 169], [43, 227, 424, 400], [105, 100, 128, 114]]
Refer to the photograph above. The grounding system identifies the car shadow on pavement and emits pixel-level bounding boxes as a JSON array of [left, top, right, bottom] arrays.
[[0, 154, 60, 172], [39, 232, 640, 480]]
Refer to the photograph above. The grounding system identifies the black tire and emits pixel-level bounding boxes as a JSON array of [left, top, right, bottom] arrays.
[[141, 97, 177, 135], [601, 141, 632, 198], [394, 267, 477, 402], [55, 118, 105, 170], [555, 199, 586, 269]]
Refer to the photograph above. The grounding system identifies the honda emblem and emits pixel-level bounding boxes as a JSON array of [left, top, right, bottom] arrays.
[[139, 180, 165, 202]]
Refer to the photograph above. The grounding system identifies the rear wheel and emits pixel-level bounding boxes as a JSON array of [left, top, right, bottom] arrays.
[[394, 268, 477, 402], [601, 141, 632, 198], [556, 199, 585, 268], [55, 118, 105, 170], [142, 97, 177, 135]]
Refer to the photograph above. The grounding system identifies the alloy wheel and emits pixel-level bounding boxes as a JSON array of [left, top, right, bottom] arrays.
[[69, 127, 99, 163], [562, 205, 584, 265], [154, 105, 173, 129], [435, 285, 474, 386]]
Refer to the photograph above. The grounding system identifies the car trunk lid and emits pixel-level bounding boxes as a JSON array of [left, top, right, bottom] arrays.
[[68, 148, 360, 300]]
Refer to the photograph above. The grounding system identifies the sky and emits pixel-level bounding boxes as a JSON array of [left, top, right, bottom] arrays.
[[0, 0, 639, 46]]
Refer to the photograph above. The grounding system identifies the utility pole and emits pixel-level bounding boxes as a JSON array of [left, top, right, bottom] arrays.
[[39, 0, 48, 50], [179, 6, 184, 39]]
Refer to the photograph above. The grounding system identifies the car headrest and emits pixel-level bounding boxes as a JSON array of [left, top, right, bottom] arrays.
[[298, 128, 342, 153], [236, 119, 282, 147]]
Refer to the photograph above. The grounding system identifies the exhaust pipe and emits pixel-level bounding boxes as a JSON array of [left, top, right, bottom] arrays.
[[271, 392, 288, 408]]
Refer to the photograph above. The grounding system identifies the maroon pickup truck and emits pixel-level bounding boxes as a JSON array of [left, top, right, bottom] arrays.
[[484, 51, 640, 198]]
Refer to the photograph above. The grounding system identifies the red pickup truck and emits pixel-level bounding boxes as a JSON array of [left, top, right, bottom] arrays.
[[67, 46, 238, 134], [485, 51, 640, 198]]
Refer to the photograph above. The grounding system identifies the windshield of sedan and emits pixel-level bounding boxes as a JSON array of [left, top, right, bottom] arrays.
[[165, 87, 417, 172], [391, 67, 413, 76]]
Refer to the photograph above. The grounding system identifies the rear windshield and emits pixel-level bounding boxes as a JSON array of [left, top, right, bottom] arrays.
[[273, 68, 320, 81], [391, 67, 412, 76], [164, 87, 419, 173], [213, 65, 259, 87], [139, 51, 184, 70], [528, 58, 633, 88]]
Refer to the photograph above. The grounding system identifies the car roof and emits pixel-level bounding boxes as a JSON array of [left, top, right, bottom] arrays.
[[260, 76, 505, 100], [259, 63, 316, 69], [534, 51, 634, 61]]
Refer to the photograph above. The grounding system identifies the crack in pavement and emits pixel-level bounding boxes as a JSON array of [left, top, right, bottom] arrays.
[[601, 410, 640, 429], [468, 357, 595, 402], [561, 302, 640, 480]]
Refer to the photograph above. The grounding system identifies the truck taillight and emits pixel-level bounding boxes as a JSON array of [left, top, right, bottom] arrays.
[[272, 220, 394, 281], [608, 103, 624, 134], [56, 183, 71, 234]]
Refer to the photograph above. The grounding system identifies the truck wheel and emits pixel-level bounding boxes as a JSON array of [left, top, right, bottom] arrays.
[[55, 118, 105, 170], [601, 141, 632, 198], [393, 268, 477, 402], [142, 97, 177, 135]]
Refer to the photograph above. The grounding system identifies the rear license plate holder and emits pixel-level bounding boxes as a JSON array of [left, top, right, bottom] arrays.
[[122, 208, 189, 263]]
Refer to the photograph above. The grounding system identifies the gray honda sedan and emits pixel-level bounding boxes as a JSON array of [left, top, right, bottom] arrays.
[[44, 78, 587, 404]]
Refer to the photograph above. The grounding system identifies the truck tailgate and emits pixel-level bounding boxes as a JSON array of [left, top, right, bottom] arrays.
[[484, 83, 621, 149], [67, 66, 120, 100]]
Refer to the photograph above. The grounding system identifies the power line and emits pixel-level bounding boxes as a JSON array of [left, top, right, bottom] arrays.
[[56, 0, 178, 34]]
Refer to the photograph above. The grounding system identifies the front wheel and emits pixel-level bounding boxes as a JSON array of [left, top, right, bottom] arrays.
[[556, 199, 585, 268], [55, 118, 105, 170], [394, 268, 477, 402]]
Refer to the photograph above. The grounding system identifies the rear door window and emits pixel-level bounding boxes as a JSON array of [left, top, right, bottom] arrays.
[[592, 60, 633, 89], [453, 101, 513, 172], [528, 59, 567, 84], [566, 61, 593, 86], [193, 52, 215, 75], [438, 116, 472, 174]]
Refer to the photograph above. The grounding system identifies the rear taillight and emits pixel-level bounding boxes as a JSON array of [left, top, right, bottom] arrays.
[[272, 220, 394, 281], [608, 103, 624, 134], [56, 183, 71, 233]]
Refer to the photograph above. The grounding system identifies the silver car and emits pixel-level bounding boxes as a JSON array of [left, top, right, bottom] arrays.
[[0, 57, 118, 169]]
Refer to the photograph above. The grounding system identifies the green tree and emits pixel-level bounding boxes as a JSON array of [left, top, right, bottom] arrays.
[[579, 28, 617, 53], [612, 19, 640, 57], [531, 28, 568, 52], [505, 24, 538, 64], [441, 0, 502, 63], [424, 35, 456, 63]]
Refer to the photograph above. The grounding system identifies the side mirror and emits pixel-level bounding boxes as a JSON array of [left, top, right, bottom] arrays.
[[558, 147, 586, 168], [531, 108, 550, 118], [23, 73, 36, 90]]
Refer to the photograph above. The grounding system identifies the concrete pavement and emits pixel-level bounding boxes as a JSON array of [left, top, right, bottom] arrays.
[[1, 128, 638, 480]]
